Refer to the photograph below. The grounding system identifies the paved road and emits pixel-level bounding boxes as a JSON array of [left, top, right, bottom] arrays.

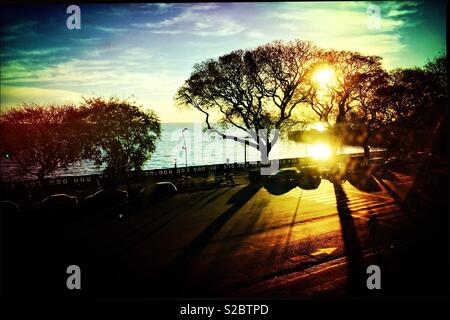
[[63, 169, 437, 298]]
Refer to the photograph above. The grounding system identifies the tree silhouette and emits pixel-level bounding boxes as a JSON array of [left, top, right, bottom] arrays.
[[175, 39, 320, 163], [79, 97, 161, 190], [378, 58, 447, 157], [310, 50, 386, 150], [347, 66, 389, 162], [0, 104, 85, 183]]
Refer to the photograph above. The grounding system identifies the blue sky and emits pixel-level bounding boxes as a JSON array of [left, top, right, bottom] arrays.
[[0, 1, 446, 122]]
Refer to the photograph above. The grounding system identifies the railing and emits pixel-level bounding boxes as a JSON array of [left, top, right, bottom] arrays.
[[0, 150, 386, 190]]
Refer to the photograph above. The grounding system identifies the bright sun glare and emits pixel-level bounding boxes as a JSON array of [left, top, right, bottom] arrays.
[[313, 68, 335, 87], [310, 122, 328, 132], [309, 143, 332, 160]]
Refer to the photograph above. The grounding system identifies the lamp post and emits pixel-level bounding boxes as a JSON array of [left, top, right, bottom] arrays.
[[243, 136, 251, 165], [182, 128, 188, 169]]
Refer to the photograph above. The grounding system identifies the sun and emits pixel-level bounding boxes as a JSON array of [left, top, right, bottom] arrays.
[[312, 67, 335, 88], [309, 143, 332, 160], [309, 122, 328, 132]]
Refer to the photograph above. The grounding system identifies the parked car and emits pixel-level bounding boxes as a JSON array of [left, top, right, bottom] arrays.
[[82, 188, 129, 217], [154, 182, 178, 199], [0, 200, 21, 225], [83, 188, 128, 207], [135, 182, 178, 208], [0, 200, 21, 215], [268, 169, 299, 185], [29, 194, 79, 222], [297, 166, 321, 190], [41, 194, 78, 208], [263, 169, 296, 195], [322, 163, 347, 180], [383, 157, 404, 169]]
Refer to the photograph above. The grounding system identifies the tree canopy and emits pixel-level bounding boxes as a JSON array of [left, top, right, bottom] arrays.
[[0, 104, 85, 182], [175, 39, 321, 160], [79, 97, 161, 187], [0, 98, 162, 185], [177, 38, 447, 161]]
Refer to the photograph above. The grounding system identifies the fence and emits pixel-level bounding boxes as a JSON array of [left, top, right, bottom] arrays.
[[0, 151, 386, 191]]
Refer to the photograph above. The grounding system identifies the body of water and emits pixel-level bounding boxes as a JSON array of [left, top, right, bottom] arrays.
[[1, 123, 367, 181]]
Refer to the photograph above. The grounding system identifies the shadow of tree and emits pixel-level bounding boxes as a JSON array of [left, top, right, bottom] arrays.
[[205, 187, 233, 205], [283, 188, 303, 257], [158, 184, 262, 296], [374, 177, 414, 217], [372, 168, 400, 181], [333, 182, 366, 294], [347, 173, 381, 192]]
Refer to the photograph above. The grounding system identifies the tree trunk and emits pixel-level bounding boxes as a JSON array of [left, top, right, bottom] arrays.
[[363, 144, 370, 166], [362, 133, 372, 166], [123, 169, 131, 193], [37, 170, 45, 186]]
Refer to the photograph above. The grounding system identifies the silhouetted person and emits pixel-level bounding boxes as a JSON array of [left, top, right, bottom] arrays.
[[228, 173, 235, 185], [368, 214, 379, 246]]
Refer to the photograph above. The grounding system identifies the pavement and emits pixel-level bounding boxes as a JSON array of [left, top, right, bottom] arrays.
[[8, 167, 448, 298]]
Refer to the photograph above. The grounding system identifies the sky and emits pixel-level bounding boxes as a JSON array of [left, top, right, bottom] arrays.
[[0, 1, 447, 122]]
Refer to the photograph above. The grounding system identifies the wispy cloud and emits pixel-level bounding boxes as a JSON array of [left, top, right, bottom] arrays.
[[2, 21, 37, 33], [5, 47, 70, 57], [0, 2, 445, 121], [95, 26, 129, 33], [268, 1, 421, 67], [0, 86, 83, 111], [134, 3, 244, 37], [0, 21, 38, 41]]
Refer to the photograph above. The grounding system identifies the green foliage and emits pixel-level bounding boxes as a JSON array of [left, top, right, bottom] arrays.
[[79, 97, 161, 179]]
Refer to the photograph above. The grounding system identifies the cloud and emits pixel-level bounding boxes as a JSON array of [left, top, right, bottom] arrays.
[[106, 3, 176, 17], [9, 47, 70, 57], [0, 86, 83, 111], [0, 48, 186, 103], [72, 37, 102, 44], [0, 21, 39, 41], [0, 53, 194, 122], [269, 1, 420, 68], [0, 1, 442, 121], [2, 21, 37, 33], [133, 3, 244, 37], [246, 30, 265, 39], [95, 26, 129, 33]]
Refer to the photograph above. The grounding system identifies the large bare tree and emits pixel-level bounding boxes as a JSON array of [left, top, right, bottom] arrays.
[[175, 39, 321, 163]]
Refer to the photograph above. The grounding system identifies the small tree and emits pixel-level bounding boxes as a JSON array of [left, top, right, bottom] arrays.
[[80, 97, 161, 190], [0, 104, 84, 183]]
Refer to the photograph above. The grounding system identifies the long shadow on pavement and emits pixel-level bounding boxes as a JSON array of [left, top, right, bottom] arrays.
[[157, 184, 262, 297], [374, 176, 414, 217], [347, 173, 381, 193], [205, 187, 234, 206], [333, 182, 366, 295]]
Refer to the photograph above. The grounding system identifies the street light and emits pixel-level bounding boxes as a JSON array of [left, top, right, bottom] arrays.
[[182, 128, 188, 168], [242, 136, 251, 165]]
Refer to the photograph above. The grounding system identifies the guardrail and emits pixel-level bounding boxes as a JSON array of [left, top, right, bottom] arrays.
[[0, 150, 386, 190]]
